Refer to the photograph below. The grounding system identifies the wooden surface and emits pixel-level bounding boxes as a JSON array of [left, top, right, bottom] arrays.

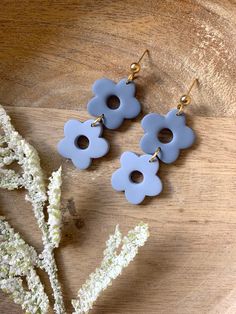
[[0, 1, 236, 313]]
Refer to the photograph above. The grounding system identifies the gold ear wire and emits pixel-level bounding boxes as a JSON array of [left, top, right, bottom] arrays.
[[126, 49, 149, 84], [177, 78, 198, 115]]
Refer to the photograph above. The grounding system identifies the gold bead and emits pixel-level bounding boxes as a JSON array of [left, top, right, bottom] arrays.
[[130, 62, 141, 73], [180, 94, 191, 105]]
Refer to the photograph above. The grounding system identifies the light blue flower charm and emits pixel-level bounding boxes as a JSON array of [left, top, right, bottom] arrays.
[[140, 109, 195, 164], [87, 78, 141, 129], [111, 151, 162, 205], [57, 119, 109, 170]]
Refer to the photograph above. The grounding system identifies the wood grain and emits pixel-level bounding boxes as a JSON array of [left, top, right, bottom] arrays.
[[0, 1, 236, 313]]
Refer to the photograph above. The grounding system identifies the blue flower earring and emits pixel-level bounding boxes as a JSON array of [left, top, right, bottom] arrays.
[[57, 50, 149, 169], [111, 79, 198, 204]]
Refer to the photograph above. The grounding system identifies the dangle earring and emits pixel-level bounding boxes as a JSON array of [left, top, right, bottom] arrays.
[[57, 50, 149, 169], [111, 79, 198, 204]]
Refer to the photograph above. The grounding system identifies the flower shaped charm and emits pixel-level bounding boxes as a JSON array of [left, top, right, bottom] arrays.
[[57, 119, 109, 169], [140, 109, 195, 164], [87, 78, 141, 129], [111, 152, 162, 205]]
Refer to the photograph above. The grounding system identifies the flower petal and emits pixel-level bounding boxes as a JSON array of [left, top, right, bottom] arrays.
[[87, 97, 107, 117], [121, 97, 141, 119], [125, 186, 146, 205], [103, 110, 124, 129], [175, 126, 195, 149], [120, 151, 139, 170], [57, 138, 72, 159], [140, 133, 159, 155], [139, 154, 160, 174], [64, 119, 82, 137], [141, 113, 165, 133], [88, 137, 109, 158], [92, 78, 116, 97], [159, 144, 180, 163], [116, 79, 136, 97], [71, 155, 92, 170], [143, 175, 163, 196], [82, 119, 103, 137], [166, 108, 186, 128], [111, 168, 130, 191]]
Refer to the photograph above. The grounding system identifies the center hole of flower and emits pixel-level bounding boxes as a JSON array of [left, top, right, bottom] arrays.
[[130, 170, 144, 184], [107, 95, 120, 110], [158, 128, 173, 143], [75, 135, 90, 149]]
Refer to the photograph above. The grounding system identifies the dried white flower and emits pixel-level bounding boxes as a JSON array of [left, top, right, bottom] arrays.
[[0, 105, 65, 313], [0, 218, 49, 313], [0, 169, 23, 189], [0, 105, 150, 314], [47, 167, 62, 248], [72, 222, 149, 314]]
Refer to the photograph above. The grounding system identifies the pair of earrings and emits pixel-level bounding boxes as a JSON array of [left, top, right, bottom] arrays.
[[58, 50, 197, 204]]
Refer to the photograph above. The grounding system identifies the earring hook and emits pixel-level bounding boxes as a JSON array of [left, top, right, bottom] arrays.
[[177, 78, 198, 115], [126, 49, 149, 84]]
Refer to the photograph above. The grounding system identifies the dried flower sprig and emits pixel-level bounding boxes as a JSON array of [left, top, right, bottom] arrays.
[[0, 218, 49, 314], [0, 105, 65, 313], [72, 222, 149, 314], [47, 169, 62, 248], [0, 105, 149, 313]]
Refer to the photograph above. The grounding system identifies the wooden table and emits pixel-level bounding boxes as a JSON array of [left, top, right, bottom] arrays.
[[0, 1, 235, 313]]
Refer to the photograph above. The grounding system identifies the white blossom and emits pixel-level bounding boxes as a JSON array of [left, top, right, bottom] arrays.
[[0, 105, 150, 314], [0, 105, 65, 313], [47, 167, 62, 248], [0, 218, 49, 313], [72, 222, 149, 314], [0, 169, 23, 189]]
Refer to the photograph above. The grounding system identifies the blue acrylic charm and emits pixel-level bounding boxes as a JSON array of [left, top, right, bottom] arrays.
[[57, 119, 109, 170], [87, 78, 141, 129], [111, 151, 162, 205], [140, 109, 195, 164]]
